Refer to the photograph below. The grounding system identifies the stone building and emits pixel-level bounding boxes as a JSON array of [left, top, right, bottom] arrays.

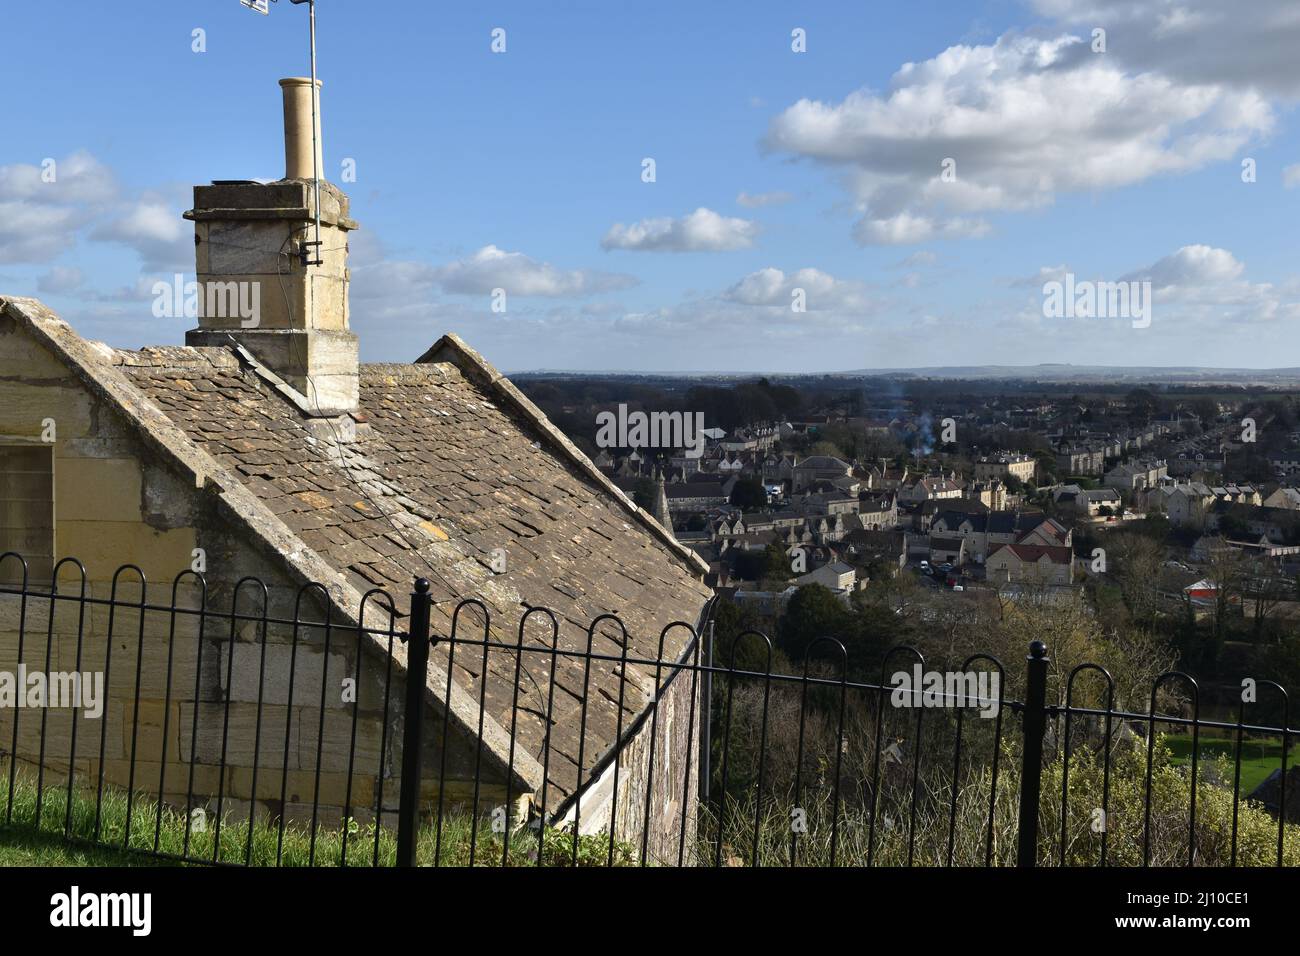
[[1055, 443, 1106, 477], [972, 452, 1035, 484], [792, 455, 852, 492], [985, 544, 1074, 587], [0, 78, 709, 861], [1103, 458, 1167, 492]]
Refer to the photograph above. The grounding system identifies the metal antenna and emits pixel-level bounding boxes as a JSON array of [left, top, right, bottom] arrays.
[[242, 0, 323, 269], [292, 0, 324, 269]]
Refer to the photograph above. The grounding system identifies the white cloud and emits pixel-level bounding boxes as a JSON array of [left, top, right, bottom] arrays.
[[1016, 245, 1296, 340], [430, 245, 638, 297], [723, 267, 872, 311], [0, 151, 195, 273], [91, 192, 191, 272], [736, 190, 794, 208], [36, 266, 84, 294], [1125, 244, 1245, 287], [1018, 246, 1250, 300], [1283, 163, 1300, 189], [0, 151, 117, 263], [765, 32, 1272, 245], [601, 207, 759, 252], [0, 202, 84, 263], [853, 212, 990, 245], [351, 259, 439, 302], [0, 151, 116, 205], [1031, 0, 1300, 99]]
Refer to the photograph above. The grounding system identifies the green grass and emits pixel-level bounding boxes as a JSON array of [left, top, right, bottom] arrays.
[[1164, 734, 1292, 795], [0, 761, 635, 867], [6, 736, 1295, 868], [703, 736, 1300, 867]]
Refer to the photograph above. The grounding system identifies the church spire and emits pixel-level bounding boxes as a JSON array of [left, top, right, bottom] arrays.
[[651, 461, 673, 537]]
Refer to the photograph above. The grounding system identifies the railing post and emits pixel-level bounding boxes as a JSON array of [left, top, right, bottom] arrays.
[[698, 617, 714, 807], [1016, 640, 1049, 868], [397, 577, 432, 867]]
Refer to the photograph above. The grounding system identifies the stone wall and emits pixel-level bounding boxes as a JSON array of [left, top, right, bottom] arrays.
[[554, 648, 701, 864], [0, 321, 511, 830]]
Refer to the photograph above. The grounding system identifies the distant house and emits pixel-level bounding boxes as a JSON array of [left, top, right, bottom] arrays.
[[716, 454, 745, 474], [847, 417, 892, 437], [664, 478, 732, 513], [1056, 444, 1105, 477], [760, 453, 796, 489], [1167, 482, 1216, 527], [1076, 488, 1122, 517], [795, 488, 860, 516], [963, 479, 1007, 511], [898, 475, 965, 505], [1207, 502, 1300, 545], [973, 452, 1035, 484], [1015, 515, 1072, 549], [1166, 481, 1260, 529], [985, 543, 1074, 587], [804, 512, 847, 545], [793, 561, 857, 592], [792, 455, 853, 492], [928, 509, 1069, 563], [917, 497, 987, 532], [1262, 487, 1300, 510], [928, 535, 967, 567], [1169, 451, 1226, 477], [1183, 578, 1221, 604], [1104, 458, 1167, 492], [856, 492, 899, 531], [1268, 452, 1300, 477], [863, 462, 910, 491]]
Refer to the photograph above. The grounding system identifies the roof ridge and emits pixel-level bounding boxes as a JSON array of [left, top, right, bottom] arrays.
[[416, 332, 710, 578]]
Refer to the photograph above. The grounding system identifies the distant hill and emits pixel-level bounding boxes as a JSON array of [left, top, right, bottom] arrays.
[[514, 364, 1300, 386], [838, 365, 1300, 385]]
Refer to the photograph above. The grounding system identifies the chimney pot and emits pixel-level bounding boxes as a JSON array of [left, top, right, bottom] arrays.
[[279, 77, 323, 181]]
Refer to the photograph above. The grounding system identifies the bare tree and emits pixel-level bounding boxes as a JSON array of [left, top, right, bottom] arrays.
[[1205, 538, 1244, 642], [1241, 555, 1291, 641], [1111, 532, 1163, 622]]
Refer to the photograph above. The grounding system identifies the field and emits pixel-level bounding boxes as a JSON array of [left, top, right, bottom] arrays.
[[1164, 733, 1291, 795]]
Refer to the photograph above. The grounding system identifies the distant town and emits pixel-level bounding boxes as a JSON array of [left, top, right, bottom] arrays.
[[519, 372, 1300, 684]]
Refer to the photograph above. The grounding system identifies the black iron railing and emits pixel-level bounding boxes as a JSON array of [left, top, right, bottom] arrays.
[[0, 553, 1294, 866]]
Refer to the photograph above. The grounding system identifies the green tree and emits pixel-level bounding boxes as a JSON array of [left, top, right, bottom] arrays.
[[631, 477, 656, 511], [777, 585, 852, 663], [729, 477, 768, 511], [807, 440, 847, 460]]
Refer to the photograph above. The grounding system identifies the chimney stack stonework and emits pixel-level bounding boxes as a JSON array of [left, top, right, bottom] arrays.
[[183, 77, 358, 415]]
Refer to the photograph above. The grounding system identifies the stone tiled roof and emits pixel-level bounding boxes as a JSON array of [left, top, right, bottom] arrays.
[[987, 543, 1072, 564], [112, 341, 712, 806]]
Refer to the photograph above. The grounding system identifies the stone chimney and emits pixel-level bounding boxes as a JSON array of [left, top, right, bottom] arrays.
[[184, 77, 358, 415]]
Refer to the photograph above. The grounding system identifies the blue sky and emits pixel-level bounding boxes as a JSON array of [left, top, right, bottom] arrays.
[[2, 0, 1299, 372]]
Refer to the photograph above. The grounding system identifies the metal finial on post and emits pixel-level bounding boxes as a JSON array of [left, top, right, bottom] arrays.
[[396, 577, 432, 866], [1017, 640, 1049, 867]]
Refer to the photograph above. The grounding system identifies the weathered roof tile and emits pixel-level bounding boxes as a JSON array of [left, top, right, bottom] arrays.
[[118, 347, 711, 802]]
